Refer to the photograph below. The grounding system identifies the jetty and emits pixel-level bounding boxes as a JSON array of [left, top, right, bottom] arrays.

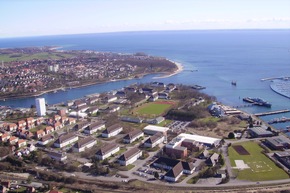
[[268, 117, 290, 124], [254, 109, 290, 117]]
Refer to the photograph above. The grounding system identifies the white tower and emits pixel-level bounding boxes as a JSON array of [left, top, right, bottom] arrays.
[[35, 98, 46, 116]]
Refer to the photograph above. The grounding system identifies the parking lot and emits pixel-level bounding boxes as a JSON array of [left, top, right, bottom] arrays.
[[168, 121, 190, 132]]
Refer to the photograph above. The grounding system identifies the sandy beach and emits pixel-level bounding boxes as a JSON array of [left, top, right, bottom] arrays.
[[153, 60, 184, 79]]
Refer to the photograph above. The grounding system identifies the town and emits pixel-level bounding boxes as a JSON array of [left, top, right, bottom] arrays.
[[1, 80, 290, 193], [0, 47, 177, 99]]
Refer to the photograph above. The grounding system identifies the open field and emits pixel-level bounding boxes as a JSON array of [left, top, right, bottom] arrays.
[[228, 141, 288, 181], [134, 100, 176, 118], [232, 145, 250, 155], [0, 52, 74, 62]]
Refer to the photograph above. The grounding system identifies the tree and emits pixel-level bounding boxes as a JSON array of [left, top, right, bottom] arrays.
[[228, 132, 235, 139], [154, 171, 159, 179], [267, 127, 272, 131]]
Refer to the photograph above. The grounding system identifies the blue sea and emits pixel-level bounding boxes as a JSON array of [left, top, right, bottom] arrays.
[[1, 29, 290, 130]]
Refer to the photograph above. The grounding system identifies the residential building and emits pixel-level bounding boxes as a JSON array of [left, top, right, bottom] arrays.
[[44, 126, 54, 135], [37, 134, 54, 146], [16, 139, 27, 148], [144, 133, 164, 148], [102, 124, 123, 138], [72, 137, 96, 153], [123, 129, 144, 144], [0, 133, 10, 142], [164, 162, 183, 182], [8, 136, 18, 145], [95, 143, 120, 160], [35, 129, 46, 139], [54, 132, 78, 148], [118, 147, 142, 166], [7, 123, 17, 132], [146, 117, 165, 125], [48, 151, 67, 161], [35, 98, 46, 116], [205, 153, 220, 166], [84, 121, 105, 135]]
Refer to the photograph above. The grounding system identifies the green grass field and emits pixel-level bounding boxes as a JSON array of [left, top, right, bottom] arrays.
[[135, 101, 174, 117], [0, 52, 74, 62], [228, 141, 288, 181]]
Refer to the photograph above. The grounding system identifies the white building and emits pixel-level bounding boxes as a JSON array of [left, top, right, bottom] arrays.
[[143, 125, 169, 136], [144, 133, 164, 148], [54, 132, 79, 148], [96, 143, 120, 160], [102, 124, 123, 138], [35, 98, 46, 116], [84, 121, 106, 135], [72, 137, 96, 153], [118, 148, 142, 166]]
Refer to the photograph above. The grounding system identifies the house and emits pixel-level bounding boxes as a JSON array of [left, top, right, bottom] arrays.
[[76, 121, 91, 131], [60, 116, 69, 124], [16, 139, 27, 148], [26, 117, 35, 129], [35, 129, 46, 139], [164, 162, 183, 182], [95, 143, 120, 160], [38, 134, 54, 146], [87, 96, 99, 105], [87, 106, 99, 115], [115, 90, 126, 98], [54, 132, 78, 148], [143, 125, 169, 136], [107, 105, 120, 113], [48, 151, 67, 161], [7, 123, 17, 132], [207, 103, 224, 117], [35, 117, 44, 126], [8, 136, 18, 145], [44, 126, 54, 135], [118, 147, 142, 166], [146, 117, 165, 125], [73, 99, 87, 108], [17, 120, 26, 130], [205, 153, 220, 166], [152, 157, 195, 182], [123, 129, 144, 144], [148, 94, 158, 102], [53, 122, 63, 131], [158, 92, 169, 99], [76, 105, 89, 113], [68, 118, 76, 125], [84, 121, 105, 135], [198, 149, 210, 159], [17, 130, 33, 139], [102, 124, 123, 138], [0, 133, 10, 142], [105, 95, 117, 103], [144, 133, 164, 148], [166, 83, 176, 92], [151, 82, 166, 88], [53, 115, 61, 122], [121, 116, 143, 124], [72, 137, 96, 153]]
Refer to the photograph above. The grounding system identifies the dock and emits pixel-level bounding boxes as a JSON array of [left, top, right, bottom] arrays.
[[268, 117, 290, 124], [254, 109, 290, 117]]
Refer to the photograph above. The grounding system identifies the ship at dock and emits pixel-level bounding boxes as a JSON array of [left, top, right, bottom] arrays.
[[242, 97, 272, 108]]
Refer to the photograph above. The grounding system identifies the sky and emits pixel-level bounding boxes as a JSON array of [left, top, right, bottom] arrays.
[[1, 0, 290, 38]]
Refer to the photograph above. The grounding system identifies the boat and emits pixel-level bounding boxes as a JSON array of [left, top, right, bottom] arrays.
[[231, 81, 237, 86], [242, 97, 272, 108]]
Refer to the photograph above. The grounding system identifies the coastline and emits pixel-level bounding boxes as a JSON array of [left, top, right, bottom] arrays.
[[153, 60, 184, 79]]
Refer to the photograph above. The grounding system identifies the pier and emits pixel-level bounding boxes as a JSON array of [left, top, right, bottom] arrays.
[[254, 109, 290, 117], [268, 117, 290, 124]]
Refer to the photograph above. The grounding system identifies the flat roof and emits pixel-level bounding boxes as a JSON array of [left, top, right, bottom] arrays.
[[143, 125, 169, 132], [249, 127, 272, 136], [178, 133, 220, 145]]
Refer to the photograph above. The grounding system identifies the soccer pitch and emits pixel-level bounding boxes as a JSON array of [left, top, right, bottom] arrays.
[[135, 101, 175, 117]]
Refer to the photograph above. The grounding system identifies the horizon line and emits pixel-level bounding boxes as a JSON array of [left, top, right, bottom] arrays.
[[1, 28, 290, 39]]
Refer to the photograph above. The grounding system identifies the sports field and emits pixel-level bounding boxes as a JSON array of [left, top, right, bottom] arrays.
[[134, 100, 176, 117], [228, 141, 288, 181]]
